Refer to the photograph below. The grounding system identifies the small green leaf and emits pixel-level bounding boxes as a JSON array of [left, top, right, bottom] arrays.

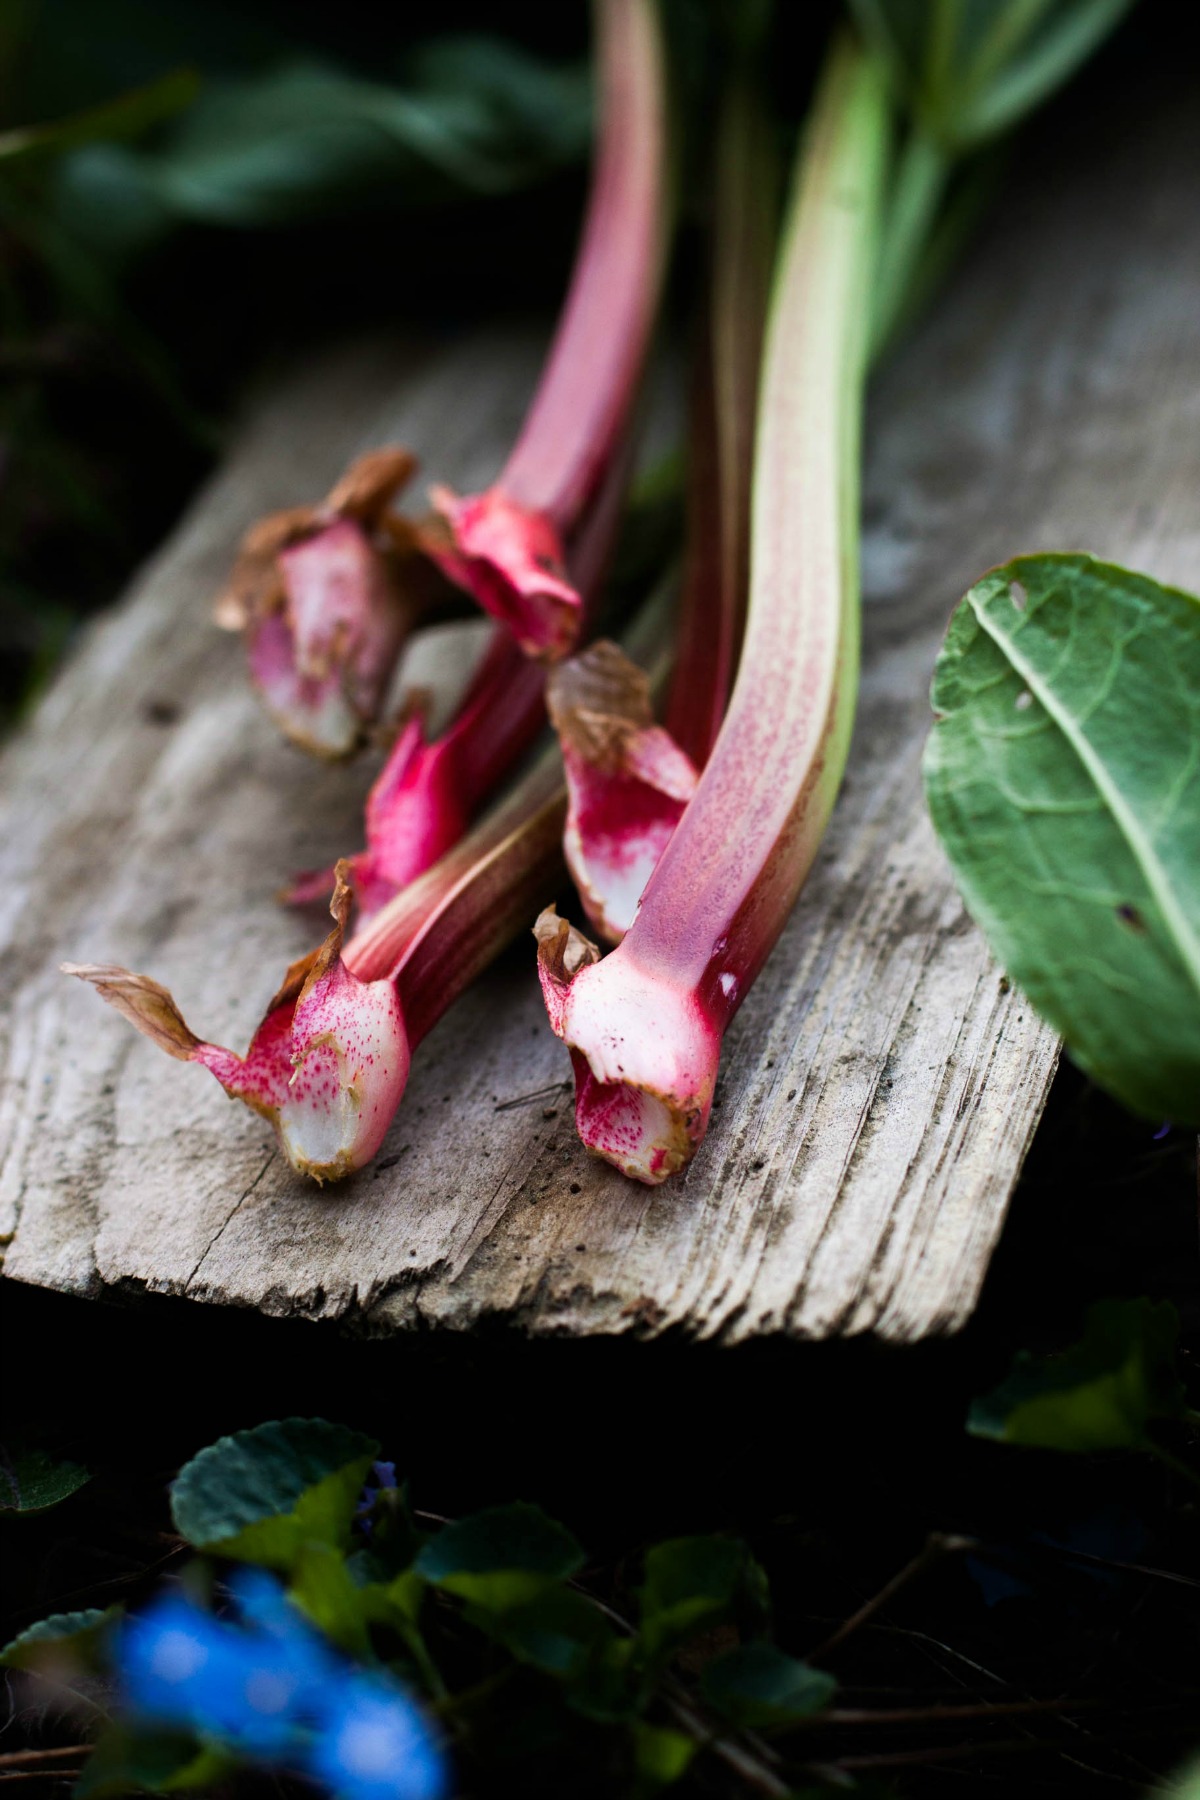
[[1, 1607, 117, 1670], [925, 554, 1200, 1125], [968, 1299, 1186, 1452], [288, 1541, 372, 1657], [632, 1722, 696, 1795], [1149, 1754, 1200, 1800], [0, 1444, 91, 1513], [469, 1587, 613, 1680], [637, 1537, 769, 1664], [170, 1418, 378, 1569], [701, 1642, 836, 1728], [415, 1502, 584, 1609], [850, 0, 1133, 149], [74, 1727, 227, 1798], [0, 70, 199, 165]]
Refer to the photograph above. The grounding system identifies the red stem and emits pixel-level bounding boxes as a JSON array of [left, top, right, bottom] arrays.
[[501, 0, 668, 528]]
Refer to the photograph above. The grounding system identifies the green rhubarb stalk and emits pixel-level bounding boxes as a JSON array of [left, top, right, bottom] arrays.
[[536, 34, 890, 1183]]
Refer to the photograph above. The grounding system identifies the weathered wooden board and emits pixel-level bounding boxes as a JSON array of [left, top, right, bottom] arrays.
[[2, 86, 1197, 1342]]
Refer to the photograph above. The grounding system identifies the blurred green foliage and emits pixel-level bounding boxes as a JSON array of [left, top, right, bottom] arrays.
[[0, 0, 597, 726]]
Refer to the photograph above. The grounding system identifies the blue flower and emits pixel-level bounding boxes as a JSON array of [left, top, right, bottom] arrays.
[[309, 1675, 448, 1800], [121, 1591, 312, 1756], [117, 1577, 450, 1800]]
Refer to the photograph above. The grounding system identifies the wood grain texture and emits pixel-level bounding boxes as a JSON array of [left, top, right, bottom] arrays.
[[2, 85, 1197, 1342]]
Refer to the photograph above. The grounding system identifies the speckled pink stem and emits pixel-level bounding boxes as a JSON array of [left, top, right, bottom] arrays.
[[289, 434, 627, 924], [67, 756, 567, 1183]]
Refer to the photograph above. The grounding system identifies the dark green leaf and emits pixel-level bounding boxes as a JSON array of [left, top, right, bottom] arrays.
[[170, 1418, 378, 1569], [701, 1642, 836, 1728], [51, 42, 589, 258], [924, 554, 1200, 1125], [632, 1722, 697, 1795], [416, 1502, 584, 1608], [0, 1443, 91, 1512], [1, 1607, 116, 1670], [968, 1299, 1186, 1452], [74, 1727, 227, 1797], [470, 1587, 615, 1680], [0, 70, 199, 165], [850, 0, 1133, 148], [288, 1541, 373, 1657], [637, 1537, 768, 1663]]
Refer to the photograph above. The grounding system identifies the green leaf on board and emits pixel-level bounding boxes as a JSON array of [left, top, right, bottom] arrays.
[[170, 1418, 378, 1569], [0, 1443, 92, 1512], [968, 1298, 1186, 1452], [637, 1537, 769, 1664], [632, 1722, 697, 1795], [0, 1607, 117, 1670], [924, 553, 1200, 1125], [700, 1642, 837, 1728], [415, 1501, 585, 1609]]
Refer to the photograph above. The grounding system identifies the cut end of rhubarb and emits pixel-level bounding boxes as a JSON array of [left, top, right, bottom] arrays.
[[283, 714, 471, 924], [64, 867, 411, 1184], [547, 642, 699, 943], [221, 448, 425, 758], [424, 484, 581, 661], [534, 916, 718, 1184], [278, 957, 410, 1183]]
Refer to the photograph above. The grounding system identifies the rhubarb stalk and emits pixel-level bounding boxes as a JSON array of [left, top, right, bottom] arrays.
[[216, 449, 450, 759], [286, 435, 630, 923], [542, 68, 777, 946], [66, 757, 566, 1184], [536, 37, 889, 1183], [422, 0, 667, 661]]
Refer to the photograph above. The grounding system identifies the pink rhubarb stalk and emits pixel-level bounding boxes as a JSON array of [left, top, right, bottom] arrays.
[[286, 437, 628, 923], [64, 760, 566, 1184], [545, 641, 698, 945], [536, 38, 889, 1183], [542, 74, 776, 945], [217, 448, 448, 759], [422, 0, 667, 661]]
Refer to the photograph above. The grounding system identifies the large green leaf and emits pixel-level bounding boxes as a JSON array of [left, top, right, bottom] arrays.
[[0, 1443, 91, 1512], [924, 553, 1200, 1124], [170, 1418, 378, 1569], [968, 1298, 1185, 1452]]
